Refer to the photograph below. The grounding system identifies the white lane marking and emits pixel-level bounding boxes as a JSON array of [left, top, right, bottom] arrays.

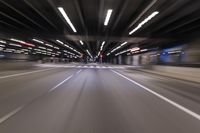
[[0, 69, 81, 124], [76, 70, 82, 74], [111, 70, 200, 121], [0, 68, 55, 79], [48, 75, 74, 92], [0, 106, 23, 124]]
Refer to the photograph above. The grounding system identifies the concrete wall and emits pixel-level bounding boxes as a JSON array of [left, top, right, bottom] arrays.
[[184, 39, 200, 63], [149, 65, 200, 83], [0, 61, 38, 70]]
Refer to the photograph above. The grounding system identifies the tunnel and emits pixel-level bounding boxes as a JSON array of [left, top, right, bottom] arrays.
[[0, 0, 200, 133]]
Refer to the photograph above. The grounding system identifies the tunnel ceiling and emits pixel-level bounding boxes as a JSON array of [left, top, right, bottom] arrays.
[[0, 0, 200, 58]]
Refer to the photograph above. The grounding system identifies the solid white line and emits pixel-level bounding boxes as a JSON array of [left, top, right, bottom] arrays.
[[111, 70, 200, 121], [0, 68, 55, 79], [0, 106, 23, 124], [76, 70, 82, 74], [48, 75, 73, 92]]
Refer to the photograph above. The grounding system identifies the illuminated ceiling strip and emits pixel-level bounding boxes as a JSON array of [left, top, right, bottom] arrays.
[[115, 49, 131, 56], [32, 39, 44, 44], [128, 0, 158, 28], [0, 40, 6, 44], [79, 40, 84, 45], [9, 43, 22, 47], [56, 40, 82, 55], [0, 44, 5, 47], [131, 47, 140, 52], [100, 41, 105, 51], [129, 11, 159, 35], [86, 50, 93, 58], [56, 40, 64, 44], [58, 7, 77, 33], [46, 44, 53, 47], [11, 38, 35, 47], [54, 46, 60, 50], [111, 42, 128, 53], [104, 9, 113, 26], [38, 46, 46, 50]]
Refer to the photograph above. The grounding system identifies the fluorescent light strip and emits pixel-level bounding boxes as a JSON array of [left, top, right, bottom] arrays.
[[32, 39, 44, 44], [129, 11, 159, 35], [58, 7, 77, 33], [0, 44, 5, 47], [47, 48, 53, 52], [110, 42, 128, 53], [38, 46, 46, 50], [86, 50, 92, 58], [56, 40, 64, 44], [9, 43, 22, 47], [54, 46, 59, 50], [46, 44, 53, 47], [140, 49, 148, 52], [79, 40, 84, 45], [11, 39, 35, 47], [56, 40, 81, 55], [100, 41, 105, 51], [120, 42, 127, 46], [0, 40, 6, 44], [115, 49, 131, 56], [104, 9, 113, 26], [131, 47, 140, 52]]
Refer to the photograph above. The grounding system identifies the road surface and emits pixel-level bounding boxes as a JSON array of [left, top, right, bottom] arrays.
[[0, 64, 199, 133]]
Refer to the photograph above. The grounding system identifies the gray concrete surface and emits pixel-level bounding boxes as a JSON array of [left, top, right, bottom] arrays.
[[0, 61, 38, 70], [0, 64, 199, 133]]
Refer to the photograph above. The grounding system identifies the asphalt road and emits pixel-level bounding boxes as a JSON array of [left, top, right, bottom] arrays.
[[0, 65, 200, 133]]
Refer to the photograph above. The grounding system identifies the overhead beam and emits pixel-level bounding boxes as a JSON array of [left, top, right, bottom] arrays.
[[64, 35, 170, 43], [24, 0, 59, 31], [0, 0, 48, 32], [0, 11, 36, 31]]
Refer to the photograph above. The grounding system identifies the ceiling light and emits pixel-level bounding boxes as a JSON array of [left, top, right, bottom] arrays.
[[58, 7, 77, 33], [129, 11, 159, 35], [104, 9, 113, 26], [86, 50, 92, 58], [38, 46, 46, 50], [79, 40, 84, 45], [32, 39, 44, 44], [110, 42, 128, 53], [0, 44, 5, 47], [131, 47, 140, 52], [140, 49, 148, 52], [47, 48, 53, 52], [120, 42, 127, 46], [115, 49, 131, 56], [56, 40, 64, 44], [107, 53, 110, 56], [46, 44, 53, 47], [100, 41, 105, 51], [54, 46, 59, 50], [11, 38, 35, 47], [0, 40, 6, 44], [9, 43, 22, 47]]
